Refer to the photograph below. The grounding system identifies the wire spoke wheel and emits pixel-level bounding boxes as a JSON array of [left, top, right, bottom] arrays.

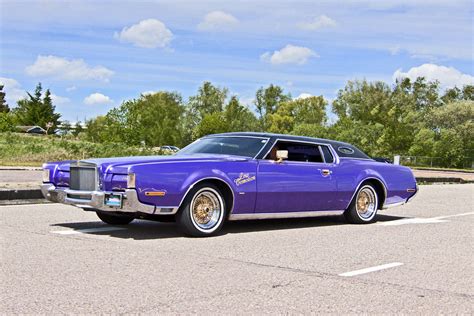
[[190, 189, 222, 230], [355, 186, 377, 220]]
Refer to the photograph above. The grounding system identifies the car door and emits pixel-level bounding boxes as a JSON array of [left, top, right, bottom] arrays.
[[255, 141, 338, 213]]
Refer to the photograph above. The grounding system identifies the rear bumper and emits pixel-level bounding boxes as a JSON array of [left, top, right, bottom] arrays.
[[40, 184, 178, 215]]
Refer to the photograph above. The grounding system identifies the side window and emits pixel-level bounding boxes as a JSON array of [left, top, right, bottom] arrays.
[[320, 145, 334, 163], [265, 141, 323, 163]]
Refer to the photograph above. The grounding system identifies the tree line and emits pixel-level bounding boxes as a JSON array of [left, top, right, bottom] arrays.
[[0, 79, 472, 168]]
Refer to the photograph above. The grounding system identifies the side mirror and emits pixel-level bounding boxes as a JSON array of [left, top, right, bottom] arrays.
[[276, 150, 288, 163]]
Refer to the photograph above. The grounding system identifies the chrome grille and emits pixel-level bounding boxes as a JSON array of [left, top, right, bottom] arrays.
[[69, 164, 97, 191]]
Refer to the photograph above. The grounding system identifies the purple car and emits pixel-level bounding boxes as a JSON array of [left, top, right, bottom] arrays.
[[41, 132, 418, 236]]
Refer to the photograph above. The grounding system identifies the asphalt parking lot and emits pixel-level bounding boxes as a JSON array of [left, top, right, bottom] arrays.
[[1, 184, 473, 313]]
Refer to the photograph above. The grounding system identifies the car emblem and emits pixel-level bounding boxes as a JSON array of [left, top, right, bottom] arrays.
[[234, 173, 256, 186]]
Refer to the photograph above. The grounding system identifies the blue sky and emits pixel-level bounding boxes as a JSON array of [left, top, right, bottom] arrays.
[[0, 0, 473, 122]]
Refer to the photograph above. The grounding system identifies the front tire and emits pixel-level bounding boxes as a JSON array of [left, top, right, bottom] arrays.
[[96, 211, 135, 225], [344, 184, 379, 224], [176, 183, 226, 237]]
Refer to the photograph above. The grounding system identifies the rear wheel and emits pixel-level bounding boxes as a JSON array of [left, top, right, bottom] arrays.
[[96, 211, 135, 225], [344, 184, 379, 224], [176, 183, 226, 237]]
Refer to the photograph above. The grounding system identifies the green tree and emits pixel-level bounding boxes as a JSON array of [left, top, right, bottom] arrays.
[[72, 121, 84, 137], [85, 116, 109, 143], [193, 112, 228, 138], [330, 78, 444, 157], [59, 120, 72, 135], [0, 84, 10, 113], [268, 96, 327, 134], [14, 83, 61, 132], [442, 85, 474, 103], [254, 84, 291, 131], [183, 82, 228, 144], [408, 128, 435, 157], [224, 96, 258, 132], [0, 112, 15, 132], [87, 91, 184, 147], [188, 81, 228, 117], [192, 96, 258, 139], [427, 100, 474, 167], [462, 85, 474, 100]]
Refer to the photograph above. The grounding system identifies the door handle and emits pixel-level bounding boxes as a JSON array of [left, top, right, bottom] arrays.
[[321, 169, 332, 176]]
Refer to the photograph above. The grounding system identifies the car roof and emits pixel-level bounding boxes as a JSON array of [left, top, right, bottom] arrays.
[[207, 132, 371, 159]]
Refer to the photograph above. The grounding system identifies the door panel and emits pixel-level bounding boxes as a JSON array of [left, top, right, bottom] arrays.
[[255, 160, 338, 213]]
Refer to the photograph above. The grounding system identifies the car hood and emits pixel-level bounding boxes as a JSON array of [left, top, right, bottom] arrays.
[[54, 154, 250, 174]]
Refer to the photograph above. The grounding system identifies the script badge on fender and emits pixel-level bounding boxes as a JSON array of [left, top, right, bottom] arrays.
[[234, 173, 256, 186]]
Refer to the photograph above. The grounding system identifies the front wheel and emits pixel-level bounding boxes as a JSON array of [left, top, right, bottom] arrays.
[[176, 184, 226, 237], [344, 184, 379, 224], [96, 211, 135, 225]]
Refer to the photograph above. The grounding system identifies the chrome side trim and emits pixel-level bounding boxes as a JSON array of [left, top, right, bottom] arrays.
[[178, 177, 235, 215], [228, 210, 344, 221], [382, 201, 406, 209], [339, 157, 373, 161], [345, 177, 388, 210]]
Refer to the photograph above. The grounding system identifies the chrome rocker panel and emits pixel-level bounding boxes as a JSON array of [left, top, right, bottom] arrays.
[[228, 210, 345, 221], [40, 184, 178, 215]]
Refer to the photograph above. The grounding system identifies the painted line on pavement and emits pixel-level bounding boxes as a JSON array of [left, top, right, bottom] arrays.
[[51, 227, 127, 235], [436, 212, 474, 220], [379, 211, 474, 226], [339, 262, 403, 277]]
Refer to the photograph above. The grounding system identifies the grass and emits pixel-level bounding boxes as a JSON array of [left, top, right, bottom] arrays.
[[0, 132, 164, 167]]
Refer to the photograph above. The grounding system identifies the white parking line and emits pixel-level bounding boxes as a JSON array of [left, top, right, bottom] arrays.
[[380, 212, 474, 226], [339, 262, 403, 277], [51, 227, 127, 235]]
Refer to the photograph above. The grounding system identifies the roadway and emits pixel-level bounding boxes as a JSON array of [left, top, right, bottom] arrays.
[[1, 184, 473, 313]]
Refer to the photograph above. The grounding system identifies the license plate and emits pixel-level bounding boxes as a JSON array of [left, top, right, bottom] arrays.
[[105, 194, 123, 207]]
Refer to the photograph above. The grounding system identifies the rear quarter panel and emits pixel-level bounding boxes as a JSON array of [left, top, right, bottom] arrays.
[[129, 160, 258, 214], [336, 159, 417, 209]]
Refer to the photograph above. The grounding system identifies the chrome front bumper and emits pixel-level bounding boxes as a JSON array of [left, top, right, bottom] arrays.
[[40, 184, 178, 215]]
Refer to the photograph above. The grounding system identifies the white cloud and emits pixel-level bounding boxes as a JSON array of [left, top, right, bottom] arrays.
[[26, 55, 114, 82], [393, 64, 474, 89], [295, 93, 313, 100], [0, 77, 27, 104], [197, 11, 239, 31], [298, 15, 337, 31], [141, 90, 158, 96], [84, 93, 113, 105], [115, 19, 173, 48], [50, 94, 70, 105], [261, 44, 318, 65], [66, 86, 76, 92]]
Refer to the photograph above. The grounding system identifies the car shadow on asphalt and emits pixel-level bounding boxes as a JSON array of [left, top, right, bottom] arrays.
[[50, 214, 407, 240]]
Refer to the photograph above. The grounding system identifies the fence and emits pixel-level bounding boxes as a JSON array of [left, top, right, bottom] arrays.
[[398, 156, 473, 170]]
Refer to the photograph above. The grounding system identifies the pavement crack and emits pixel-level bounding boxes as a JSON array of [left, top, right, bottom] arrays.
[[215, 256, 473, 300]]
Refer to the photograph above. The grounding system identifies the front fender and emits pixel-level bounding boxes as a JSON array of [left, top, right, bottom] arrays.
[[128, 160, 257, 213]]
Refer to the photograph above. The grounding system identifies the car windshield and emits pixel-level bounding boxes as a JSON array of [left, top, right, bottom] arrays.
[[177, 136, 268, 158]]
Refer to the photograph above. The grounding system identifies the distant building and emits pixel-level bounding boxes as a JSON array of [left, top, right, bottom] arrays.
[[16, 125, 47, 135]]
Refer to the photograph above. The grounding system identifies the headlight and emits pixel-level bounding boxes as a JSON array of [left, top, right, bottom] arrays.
[[42, 169, 50, 183], [127, 173, 136, 189]]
